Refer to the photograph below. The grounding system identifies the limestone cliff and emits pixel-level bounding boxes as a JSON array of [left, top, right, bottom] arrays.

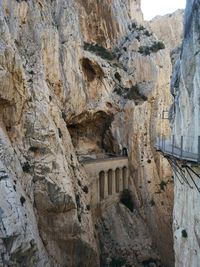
[[149, 10, 184, 50], [170, 0, 200, 266], [0, 1, 183, 267]]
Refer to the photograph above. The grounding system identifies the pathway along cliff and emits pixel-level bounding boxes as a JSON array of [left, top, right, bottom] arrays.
[[0, 1, 183, 267]]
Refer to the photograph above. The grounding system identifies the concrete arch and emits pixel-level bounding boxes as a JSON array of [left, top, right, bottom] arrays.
[[115, 168, 120, 193], [99, 171, 105, 200], [108, 169, 113, 195]]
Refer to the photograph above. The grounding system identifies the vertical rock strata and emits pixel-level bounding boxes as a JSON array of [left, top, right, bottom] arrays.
[[171, 0, 200, 266], [0, 0, 183, 266]]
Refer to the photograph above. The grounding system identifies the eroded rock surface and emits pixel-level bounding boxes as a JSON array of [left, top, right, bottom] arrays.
[[170, 1, 200, 266], [98, 203, 162, 267], [0, 0, 183, 266]]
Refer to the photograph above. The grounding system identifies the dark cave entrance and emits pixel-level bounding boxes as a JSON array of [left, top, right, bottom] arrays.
[[67, 111, 120, 160]]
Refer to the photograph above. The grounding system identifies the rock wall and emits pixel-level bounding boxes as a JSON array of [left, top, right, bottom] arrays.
[[0, 0, 183, 266], [171, 0, 200, 266], [149, 9, 184, 50], [0, 1, 98, 266]]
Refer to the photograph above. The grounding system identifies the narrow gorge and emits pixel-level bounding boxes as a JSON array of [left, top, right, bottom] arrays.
[[1, 0, 198, 267]]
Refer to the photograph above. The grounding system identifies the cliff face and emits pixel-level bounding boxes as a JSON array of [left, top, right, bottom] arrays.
[[0, 1, 183, 266], [0, 1, 97, 266], [171, 1, 200, 266], [149, 10, 184, 50]]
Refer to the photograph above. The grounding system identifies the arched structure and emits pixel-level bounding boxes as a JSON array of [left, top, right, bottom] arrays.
[[83, 156, 129, 206]]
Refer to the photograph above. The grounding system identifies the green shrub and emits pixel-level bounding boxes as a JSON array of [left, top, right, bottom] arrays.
[[144, 30, 152, 37], [139, 41, 165, 56], [138, 46, 151, 56], [124, 84, 147, 101], [120, 189, 134, 212], [113, 85, 123, 95], [114, 84, 147, 102], [151, 41, 165, 51], [114, 72, 121, 83], [182, 229, 188, 238], [131, 22, 137, 29], [83, 42, 116, 60], [138, 25, 145, 31]]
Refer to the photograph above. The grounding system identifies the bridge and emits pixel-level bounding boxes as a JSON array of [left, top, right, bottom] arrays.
[[155, 135, 200, 192], [81, 156, 129, 207]]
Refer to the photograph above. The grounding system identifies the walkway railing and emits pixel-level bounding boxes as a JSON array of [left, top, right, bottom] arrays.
[[155, 135, 200, 164]]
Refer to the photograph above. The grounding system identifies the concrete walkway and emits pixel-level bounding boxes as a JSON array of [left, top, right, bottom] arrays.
[[80, 156, 128, 164]]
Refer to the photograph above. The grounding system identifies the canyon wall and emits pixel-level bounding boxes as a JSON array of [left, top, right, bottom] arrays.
[[149, 9, 184, 50], [0, 1, 183, 266], [171, 0, 200, 266]]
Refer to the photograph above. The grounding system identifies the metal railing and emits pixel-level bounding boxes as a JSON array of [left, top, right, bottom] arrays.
[[155, 135, 200, 164]]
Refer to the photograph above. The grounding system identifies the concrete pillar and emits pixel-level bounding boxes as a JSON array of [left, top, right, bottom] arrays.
[[108, 169, 113, 195], [115, 168, 120, 193], [112, 169, 116, 194], [126, 167, 130, 189], [119, 168, 123, 192], [104, 171, 108, 198]]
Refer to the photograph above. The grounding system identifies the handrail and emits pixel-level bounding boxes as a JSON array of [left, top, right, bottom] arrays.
[[156, 135, 200, 192], [155, 135, 200, 164]]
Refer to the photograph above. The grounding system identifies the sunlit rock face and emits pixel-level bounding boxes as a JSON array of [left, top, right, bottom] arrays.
[[172, 0, 200, 151], [0, 0, 183, 266], [171, 1, 200, 266], [149, 9, 184, 50], [76, 0, 143, 48], [0, 1, 98, 266]]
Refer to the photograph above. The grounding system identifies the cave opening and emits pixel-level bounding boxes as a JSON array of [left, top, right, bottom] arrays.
[[67, 111, 120, 160], [81, 58, 104, 82]]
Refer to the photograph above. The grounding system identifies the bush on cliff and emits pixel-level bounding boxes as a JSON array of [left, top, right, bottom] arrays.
[[83, 42, 116, 61]]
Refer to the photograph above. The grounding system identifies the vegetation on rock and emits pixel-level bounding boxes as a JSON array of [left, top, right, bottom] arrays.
[[83, 42, 116, 61], [139, 41, 165, 56], [114, 84, 147, 102], [182, 229, 188, 238]]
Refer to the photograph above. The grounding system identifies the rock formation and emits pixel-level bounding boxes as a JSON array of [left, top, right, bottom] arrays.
[[149, 9, 184, 50], [170, 0, 200, 266], [0, 0, 183, 266]]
